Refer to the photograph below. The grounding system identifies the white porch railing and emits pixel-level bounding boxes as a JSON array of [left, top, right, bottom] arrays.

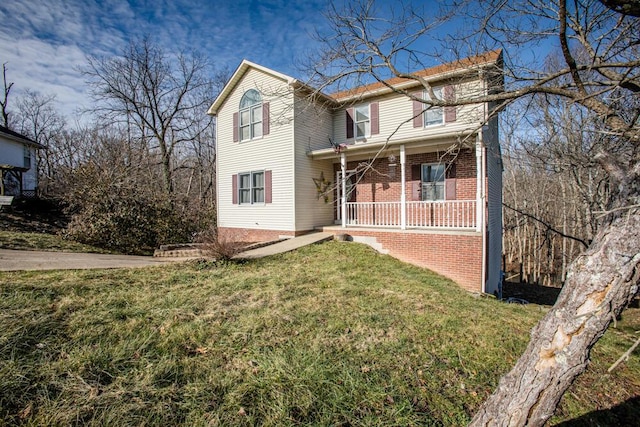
[[345, 200, 477, 229]]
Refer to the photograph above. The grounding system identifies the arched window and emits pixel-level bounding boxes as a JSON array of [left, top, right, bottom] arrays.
[[239, 89, 263, 141]]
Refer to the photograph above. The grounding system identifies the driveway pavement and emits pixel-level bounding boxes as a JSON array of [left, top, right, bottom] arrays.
[[0, 249, 188, 271], [0, 232, 336, 272]]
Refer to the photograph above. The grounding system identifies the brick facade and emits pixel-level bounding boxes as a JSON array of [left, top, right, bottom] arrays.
[[217, 227, 313, 243], [324, 228, 483, 292], [219, 226, 483, 292], [334, 150, 477, 205]]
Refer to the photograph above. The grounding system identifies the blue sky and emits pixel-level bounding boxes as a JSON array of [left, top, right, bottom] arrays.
[[0, 0, 337, 119], [0, 0, 554, 121]]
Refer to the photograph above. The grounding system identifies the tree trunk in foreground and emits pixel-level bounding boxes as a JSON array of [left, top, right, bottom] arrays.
[[470, 209, 640, 427]]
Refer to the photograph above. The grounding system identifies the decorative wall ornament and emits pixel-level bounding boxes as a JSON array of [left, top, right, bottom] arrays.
[[312, 171, 332, 203]]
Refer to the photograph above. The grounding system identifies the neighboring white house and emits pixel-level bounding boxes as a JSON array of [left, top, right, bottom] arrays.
[[0, 125, 43, 197], [208, 51, 504, 294]]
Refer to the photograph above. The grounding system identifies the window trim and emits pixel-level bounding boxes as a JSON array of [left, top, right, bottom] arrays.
[[354, 104, 370, 139], [423, 87, 444, 128], [238, 170, 265, 205], [23, 146, 32, 169], [421, 162, 446, 201], [239, 89, 263, 142]]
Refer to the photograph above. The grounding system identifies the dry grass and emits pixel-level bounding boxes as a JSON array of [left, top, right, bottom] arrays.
[[0, 230, 114, 253], [195, 229, 249, 261], [0, 241, 638, 426]]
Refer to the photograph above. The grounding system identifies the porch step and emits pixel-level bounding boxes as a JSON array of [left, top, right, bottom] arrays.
[[349, 236, 389, 254]]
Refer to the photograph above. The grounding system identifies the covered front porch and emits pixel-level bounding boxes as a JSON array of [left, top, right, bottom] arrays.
[[310, 137, 486, 233], [341, 199, 477, 229]]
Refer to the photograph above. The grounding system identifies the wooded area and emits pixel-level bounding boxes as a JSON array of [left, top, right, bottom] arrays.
[[2, 39, 224, 253]]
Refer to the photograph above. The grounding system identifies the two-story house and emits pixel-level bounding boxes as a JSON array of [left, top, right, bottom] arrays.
[[0, 125, 43, 198], [207, 51, 503, 294]]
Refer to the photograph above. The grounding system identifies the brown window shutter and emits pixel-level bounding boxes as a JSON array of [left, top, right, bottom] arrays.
[[265, 170, 272, 204], [346, 108, 354, 139], [445, 178, 457, 200], [412, 91, 423, 128], [446, 162, 456, 179], [444, 85, 457, 123], [233, 112, 239, 142], [411, 164, 422, 181], [232, 174, 238, 204], [411, 181, 422, 201], [262, 102, 270, 135], [370, 102, 379, 135]]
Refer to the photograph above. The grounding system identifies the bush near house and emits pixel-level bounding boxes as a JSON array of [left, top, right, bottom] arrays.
[[65, 192, 194, 255]]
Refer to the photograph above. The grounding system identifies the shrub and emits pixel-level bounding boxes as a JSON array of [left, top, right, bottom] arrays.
[[66, 193, 195, 255], [195, 228, 247, 261]]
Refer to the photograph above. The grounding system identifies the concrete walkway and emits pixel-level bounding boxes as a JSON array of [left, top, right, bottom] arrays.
[[0, 233, 335, 271], [234, 232, 334, 259], [0, 249, 188, 271]]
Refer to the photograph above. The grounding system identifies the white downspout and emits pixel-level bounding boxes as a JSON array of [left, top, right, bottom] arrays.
[[341, 152, 346, 228], [400, 144, 406, 230]]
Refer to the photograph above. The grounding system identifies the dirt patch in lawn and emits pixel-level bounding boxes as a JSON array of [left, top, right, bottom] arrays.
[[0, 198, 68, 234]]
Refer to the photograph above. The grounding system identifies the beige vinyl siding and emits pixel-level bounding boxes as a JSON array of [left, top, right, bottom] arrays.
[[293, 96, 335, 230], [484, 116, 503, 295], [331, 79, 486, 148], [217, 68, 296, 231]]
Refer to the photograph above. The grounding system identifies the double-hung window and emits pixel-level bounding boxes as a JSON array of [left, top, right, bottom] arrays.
[[354, 105, 370, 138], [424, 87, 444, 127], [421, 163, 445, 201], [239, 89, 263, 141], [239, 171, 264, 204], [23, 146, 31, 169]]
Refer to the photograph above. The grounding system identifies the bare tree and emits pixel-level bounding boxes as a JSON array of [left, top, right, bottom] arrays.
[[1, 62, 13, 128], [501, 84, 611, 286], [599, 0, 640, 16], [82, 37, 215, 196], [309, 1, 639, 425], [14, 90, 67, 195]]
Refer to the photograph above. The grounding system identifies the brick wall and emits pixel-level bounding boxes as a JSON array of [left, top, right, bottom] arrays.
[[217, 227, 312, 243], [219, 226, 483, 292], [327, 228, 484, 292], [334, 150, 477, 203]]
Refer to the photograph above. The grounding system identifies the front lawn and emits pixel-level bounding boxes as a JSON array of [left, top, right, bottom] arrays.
[[0, 241, 638, 425]]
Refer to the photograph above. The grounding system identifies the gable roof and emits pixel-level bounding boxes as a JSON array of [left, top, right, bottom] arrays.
[[207, 59, 337, 115], [0, 125, 44, 149], [330, 49, 503, 102], [208, 50, 502, 115], [207, 60, 296, 115]]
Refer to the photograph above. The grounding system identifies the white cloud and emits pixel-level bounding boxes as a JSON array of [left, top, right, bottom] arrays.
[[0, 0, 327, 121]]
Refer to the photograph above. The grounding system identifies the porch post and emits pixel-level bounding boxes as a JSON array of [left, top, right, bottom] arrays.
[[476, 138, 484, 232], [400, 144, 406, 230], [341, 152, 346, 228]]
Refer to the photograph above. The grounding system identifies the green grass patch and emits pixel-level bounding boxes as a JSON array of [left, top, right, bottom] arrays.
[[0, 241, 638, 425], [0, 231, 114, 253]]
